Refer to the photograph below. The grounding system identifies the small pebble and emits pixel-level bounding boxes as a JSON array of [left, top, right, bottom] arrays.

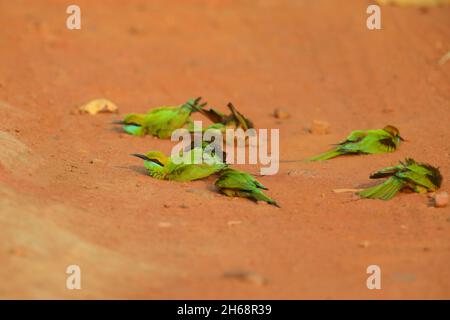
[[223, 270, 267, 286], [9, 246, 27, 257], [227, 220, 242, 226], [434, 191, 448, 208], [310, 120, 330, 135], [273, 108, 290, 119], [158, 222, 172, 228], [359, 240, 370, 248]]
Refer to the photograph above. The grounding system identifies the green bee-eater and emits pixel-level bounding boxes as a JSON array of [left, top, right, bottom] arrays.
[[116, 97, 205, 139], [215, 168, 279, 207], [191, 102, 254, 133], [358, 158, 442, 200], [132, 147, 226, 182], [309, 125, 405, 161]]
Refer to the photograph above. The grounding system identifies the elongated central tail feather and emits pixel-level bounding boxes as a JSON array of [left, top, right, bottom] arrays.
[[357, 176, 404, 200], [308, 149, 342, 161]]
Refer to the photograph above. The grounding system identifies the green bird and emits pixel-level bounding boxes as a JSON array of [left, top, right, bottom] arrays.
[[115, 97, 205, 138], [214, 168, 279, 207], [132, 147, 226, 182], [309, 125, 405, 161], [184, 138, 228, 164], [191, 102, 254, 133], [357, 158, 442, 200]]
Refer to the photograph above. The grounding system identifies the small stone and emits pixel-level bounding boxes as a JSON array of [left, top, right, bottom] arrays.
[[9, 246, 27, 257], [382, 106, 394, 113], [359, 240, 370, 248], [223, 270, 267, 286], [163, 204, 171, 208], [180, 204, 189, 209], [227, 220, 242, 226], [434, 191, 448, 208], [273, 108, 290, 119], [310, 120, 330, 135], [158, 222, 172, 228]]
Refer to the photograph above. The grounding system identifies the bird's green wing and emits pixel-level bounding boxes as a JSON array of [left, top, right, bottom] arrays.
[[247, 175, 268, 190], [338, 130, 367, 144], [123, 113, 148, 125], [215, 171, 255, 191], [146, 107, 192, 139], [223, 169, 268, 190], [143, 161, 166, 179], [406, 161, 434, 176], [215, 170, 278, 206], [167, 163, 226, 181], [402, 159, 442, 189], [358, 176, 405, 200], [396, 170, 437, 191]]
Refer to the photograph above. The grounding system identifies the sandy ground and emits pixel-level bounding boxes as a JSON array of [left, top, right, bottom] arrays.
[[0, 0, 449, 299]]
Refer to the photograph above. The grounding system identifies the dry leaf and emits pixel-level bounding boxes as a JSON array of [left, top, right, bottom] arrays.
[[77, 98, 119, 115]]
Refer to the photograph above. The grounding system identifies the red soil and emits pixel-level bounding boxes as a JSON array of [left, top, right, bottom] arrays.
[[0, 0, 449, 299]]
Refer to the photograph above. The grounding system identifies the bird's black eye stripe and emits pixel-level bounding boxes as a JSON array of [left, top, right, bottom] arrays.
[[149, 159, 165, 167]]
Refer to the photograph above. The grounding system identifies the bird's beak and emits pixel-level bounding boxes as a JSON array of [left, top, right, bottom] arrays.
[[112, 120, 125, 125], [399, 136, 406, 142], [131, 154, 150, 161]]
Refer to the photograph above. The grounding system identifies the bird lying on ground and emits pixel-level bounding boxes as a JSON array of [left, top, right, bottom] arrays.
[[114, 97, 205, 138], [132, 147, 226, 181], [357, 158, 442, 200], [214, 168, 279, 207], [309, 125, 404, 161]]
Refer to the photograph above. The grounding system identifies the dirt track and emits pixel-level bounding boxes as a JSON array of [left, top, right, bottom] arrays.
[[1, 0, 449, 299]]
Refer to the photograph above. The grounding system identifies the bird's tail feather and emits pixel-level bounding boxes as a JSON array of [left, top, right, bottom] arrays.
[[357, 177, 404, 200], [308, 149, 341, 161], [252, 190, 280, 207], [184, 97, 206, 113]]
